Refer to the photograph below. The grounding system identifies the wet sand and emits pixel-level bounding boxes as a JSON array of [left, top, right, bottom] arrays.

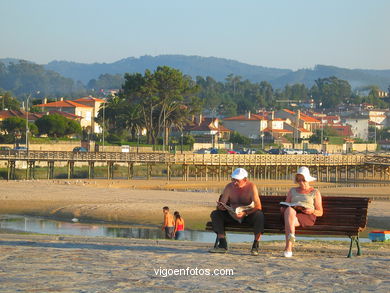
[[0, 179, 389, 229]]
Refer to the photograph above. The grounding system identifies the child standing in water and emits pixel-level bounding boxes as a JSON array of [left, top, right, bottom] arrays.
[[162, 206, 175, 239], [173, 211, 185, 240]]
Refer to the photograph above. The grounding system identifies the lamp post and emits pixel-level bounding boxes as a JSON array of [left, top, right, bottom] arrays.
[[102, 101, 105, 152], [261, 132, 264, 150], [136, 127, 140, 154], [25, 94, 31, 151], [181, 131, 184, 154], [25, 91, 39, 153]]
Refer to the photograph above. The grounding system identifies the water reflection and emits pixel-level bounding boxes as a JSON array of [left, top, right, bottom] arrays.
[[0, 215, 368, 243]]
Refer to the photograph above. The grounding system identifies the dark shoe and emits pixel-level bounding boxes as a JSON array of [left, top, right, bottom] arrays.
[[209, 238, 228, 253], [251, 240, 259, 256], [209, 247, 228, 253]]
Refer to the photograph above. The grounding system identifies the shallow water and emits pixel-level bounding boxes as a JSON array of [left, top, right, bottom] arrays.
[[0, 215, 369, 243]]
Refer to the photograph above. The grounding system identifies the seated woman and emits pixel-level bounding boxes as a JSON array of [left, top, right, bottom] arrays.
[[281, 166, 323, 257]]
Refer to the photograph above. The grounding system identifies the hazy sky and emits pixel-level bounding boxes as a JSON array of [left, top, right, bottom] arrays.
[[1, 0, 389, 70]]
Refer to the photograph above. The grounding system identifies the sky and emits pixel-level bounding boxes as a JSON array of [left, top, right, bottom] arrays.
[[1, 0, 389, 70]]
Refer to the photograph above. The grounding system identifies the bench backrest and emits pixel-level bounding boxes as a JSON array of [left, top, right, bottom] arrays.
[[260, 196, 370, 236]]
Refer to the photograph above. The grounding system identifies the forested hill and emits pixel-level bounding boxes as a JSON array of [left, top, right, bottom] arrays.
[[45, 55, 291, 84], [272, 65, 390, 90], [1, 55, 390, 91], [44, 55, 390, 90]]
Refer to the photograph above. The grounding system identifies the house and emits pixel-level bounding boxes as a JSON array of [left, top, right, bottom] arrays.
[[367, 109, 387, 125], [0, 109, 41, 123], [343, 115, 369, 141], [35, 98, 95, 132], [184, 116, 231, 145], [327, 124, 353, 137], [319, 115, 341, 125], [223, 112, 267, 139], [73, 96, 105, 133], [262, 127, 293, 141], [275, 109, 321, 132]]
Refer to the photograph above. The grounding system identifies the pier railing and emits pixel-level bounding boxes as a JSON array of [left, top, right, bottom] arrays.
[[0, 150, 368, 166]]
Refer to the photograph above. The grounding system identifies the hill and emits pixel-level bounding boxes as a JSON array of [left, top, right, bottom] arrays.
[[45, 55, 291, 84], [272, 65, 390, 90], [2, 55, 390, 90]]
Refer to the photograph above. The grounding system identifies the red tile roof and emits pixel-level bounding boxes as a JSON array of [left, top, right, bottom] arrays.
[[0, 110, 42, 121], [35, 100, 92, 108], [186, 117, 231, 133], [263, 128, 293, 133], [74, 97, 105, 103], [45, 110, 83, 120], [298, 127, 311, 133], [223, 114, 266, 121], [328, 124, 353, 137], [300, 113, 320, 123], [283, 109, 295, 114], [282, 109, 320, 123]]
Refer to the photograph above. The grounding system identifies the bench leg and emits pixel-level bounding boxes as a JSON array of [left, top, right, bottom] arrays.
[[348, 236, 362, 258], [356, 236, 362, 256]]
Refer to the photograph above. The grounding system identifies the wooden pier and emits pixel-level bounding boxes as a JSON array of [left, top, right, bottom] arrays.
[[1, 150, 389, 182]]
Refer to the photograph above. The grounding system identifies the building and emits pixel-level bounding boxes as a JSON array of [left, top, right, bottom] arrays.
[[343, 115, 369, 141], [0, 109, 41, 124], [184, 116, 231, 145], [35, 98, 95, 132], [275, 109, 321, 132], [73, 96, 105, 133], [367, 109, 387, 125], [223, 112, 267, 139]]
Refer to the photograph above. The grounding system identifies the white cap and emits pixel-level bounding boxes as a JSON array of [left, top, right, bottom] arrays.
[[296, 166, 316, 182], [231, 168, 248, 180]]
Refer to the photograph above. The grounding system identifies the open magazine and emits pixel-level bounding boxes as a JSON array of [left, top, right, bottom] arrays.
[[279, 201, 306, 211], [218, 201, 255, 223]]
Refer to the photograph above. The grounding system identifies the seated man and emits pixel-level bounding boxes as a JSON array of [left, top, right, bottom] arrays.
[[209, 168, 264, 255]]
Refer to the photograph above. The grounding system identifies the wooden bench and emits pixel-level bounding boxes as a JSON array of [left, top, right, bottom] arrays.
[[206, 196, 371, 257]]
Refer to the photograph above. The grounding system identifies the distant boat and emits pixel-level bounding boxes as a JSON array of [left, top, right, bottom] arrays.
[[71, 218, 79, 223]]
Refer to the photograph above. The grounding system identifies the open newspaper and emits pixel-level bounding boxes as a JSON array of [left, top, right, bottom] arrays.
[[218, 201, 255, 223], [279, 201, 306, 211]]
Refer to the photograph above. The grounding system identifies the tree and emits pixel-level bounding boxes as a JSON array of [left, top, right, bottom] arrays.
[[1, 117, 26, 134], [0, 90, 21, 110], [310, 76, 352, 108], [229, 131, 251, 145], [309, 126, 341, 143], [0, 60, 78, 98], [35, 114, 81, 137], [87, 73, 124, 91], [121, 66, 200, 145]]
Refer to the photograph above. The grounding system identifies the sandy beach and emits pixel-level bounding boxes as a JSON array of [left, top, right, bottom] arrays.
[[0, 179, 389, 292], [0, 233, 389, 292]]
